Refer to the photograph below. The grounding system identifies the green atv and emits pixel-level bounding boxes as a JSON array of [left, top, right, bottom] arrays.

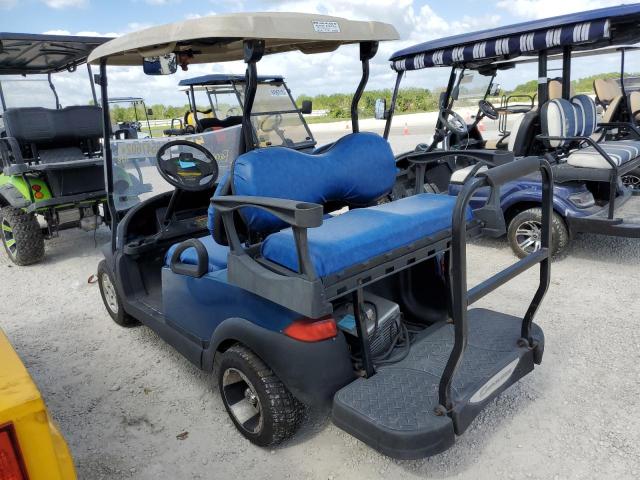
[[0, 32, 113, 265]]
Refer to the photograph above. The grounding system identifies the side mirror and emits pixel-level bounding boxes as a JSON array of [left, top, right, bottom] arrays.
[[375, 98, 387, 120], [451, 86, 460, 101], [491, 84, 501, 96], [300, 100, 312, 115], [143, 53, 178, 76], [147, 108, 154, 116], [93, 74, 102, 86]]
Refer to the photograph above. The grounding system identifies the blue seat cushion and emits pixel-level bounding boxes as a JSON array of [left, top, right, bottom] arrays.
[[232, 132, 396, 233], [165, 235, 229, 273], [262, 194, 471, 278]]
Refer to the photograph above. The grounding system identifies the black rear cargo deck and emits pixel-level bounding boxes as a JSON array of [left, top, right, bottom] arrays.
[[332, 308, 544, 459]]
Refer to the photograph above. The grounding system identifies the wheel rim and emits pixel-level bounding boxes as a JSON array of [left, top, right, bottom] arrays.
[[101, 272, 119, 315], [222, 368, 263, 435], [1, 217, 17, 259], [622, 173, 640, 191], [515, 220, 543, 254]]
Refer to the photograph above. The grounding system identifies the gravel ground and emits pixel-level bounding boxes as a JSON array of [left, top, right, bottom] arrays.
[[1, 124, 640, 479]]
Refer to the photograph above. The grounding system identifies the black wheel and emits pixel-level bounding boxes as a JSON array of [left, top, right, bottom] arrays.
[[97, 260, 138, 327], [508, 208, 569, 258], [218, 344, 303, 447], [0, 206, 44, 265], [622, 169, 640, 192]]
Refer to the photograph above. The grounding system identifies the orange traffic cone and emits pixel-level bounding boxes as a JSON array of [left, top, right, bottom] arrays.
[[403, 123, 409, 135]]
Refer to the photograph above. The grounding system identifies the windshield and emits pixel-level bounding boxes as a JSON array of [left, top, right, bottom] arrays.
[[109, 100, 153, 138], [238, 82, 314, 148], [205, 88, 242, 119], [453, 70, 494, 109], [0, 70, 94, 112], [110, 126, 242, 211]]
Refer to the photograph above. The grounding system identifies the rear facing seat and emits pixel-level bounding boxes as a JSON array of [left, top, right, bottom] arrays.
[[541, 94, 640, 170], [3, 106, 102, 162]]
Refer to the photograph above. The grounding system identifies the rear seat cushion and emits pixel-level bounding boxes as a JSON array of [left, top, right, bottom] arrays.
[[567, 140, 640, 169], [262, 193, 472, 278], [540, 98, 577, 148], [231, 132, 396, 232], [165, 235, 229, 273]]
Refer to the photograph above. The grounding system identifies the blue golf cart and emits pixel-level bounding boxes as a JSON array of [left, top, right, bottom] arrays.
[[381, 4, 640, 257], [92, 12, 553, 458]]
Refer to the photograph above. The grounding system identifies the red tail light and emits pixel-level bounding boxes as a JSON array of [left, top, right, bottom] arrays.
[[283, 316, 337, 342], [0, 423, 28, 480]]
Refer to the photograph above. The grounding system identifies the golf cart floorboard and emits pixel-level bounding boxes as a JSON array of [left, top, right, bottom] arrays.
[[609, 194, 640, 223], [332, 308, 543, 460]]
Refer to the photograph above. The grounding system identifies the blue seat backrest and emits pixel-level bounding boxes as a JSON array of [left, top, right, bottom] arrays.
[[229, 132, 396, 233], [571, 94, 597, 137]]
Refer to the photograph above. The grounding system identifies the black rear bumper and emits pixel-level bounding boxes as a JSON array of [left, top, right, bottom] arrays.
[[28, 190, 106, 213]]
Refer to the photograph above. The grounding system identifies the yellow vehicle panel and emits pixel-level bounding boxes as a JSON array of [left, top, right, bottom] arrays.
[[0, 329, 76, 479]]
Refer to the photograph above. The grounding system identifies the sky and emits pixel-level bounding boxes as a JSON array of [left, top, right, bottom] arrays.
[[0, 0, 637, 106]]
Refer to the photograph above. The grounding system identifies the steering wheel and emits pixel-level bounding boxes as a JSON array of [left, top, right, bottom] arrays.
[[439, 109, 468, 135], [259, 113, 283, 133], [155, 140, 219, 192], [478, 100, 499, 120]]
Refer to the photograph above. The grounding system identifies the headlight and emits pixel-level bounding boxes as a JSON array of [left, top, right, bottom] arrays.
[[568, 191, 595, 208]]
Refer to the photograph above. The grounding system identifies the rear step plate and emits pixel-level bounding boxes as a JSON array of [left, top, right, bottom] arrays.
[[332, 308, 544, 459]]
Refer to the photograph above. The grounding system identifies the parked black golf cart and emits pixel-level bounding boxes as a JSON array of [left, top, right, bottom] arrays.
[[165, 74, 315, 150], [92, 12, 553, 459], [381, 4, 640, 257], [0, 32, 111, 265]]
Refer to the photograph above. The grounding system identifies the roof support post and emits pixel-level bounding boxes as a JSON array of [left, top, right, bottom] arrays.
[[189, 85, 197, 123], [0, 81, 6, 111], [351, 41, 378, 133], [538, 50, 548, 106], [98, 59, 117, 251], [562, 46, 572, 99], [242, 40, 265, 151], [87, 63, 98, 106], [383, 70, 404, 140], [48, 73, 61, 109]]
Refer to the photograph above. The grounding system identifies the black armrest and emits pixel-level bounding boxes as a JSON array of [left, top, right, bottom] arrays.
[[477, 156, 541, 186], [210, 195, 323, 229], [597, 122, 640, 138], [210, 195, 324, 279], [170, 239, 209, 278]]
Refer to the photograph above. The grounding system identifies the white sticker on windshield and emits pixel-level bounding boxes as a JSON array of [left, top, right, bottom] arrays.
[[312, 20, 341, 33]]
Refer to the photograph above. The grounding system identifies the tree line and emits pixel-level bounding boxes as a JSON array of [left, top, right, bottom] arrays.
[[108, 72, 634, 123]]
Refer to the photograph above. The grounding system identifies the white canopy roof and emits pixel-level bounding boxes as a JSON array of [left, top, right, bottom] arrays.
[[88, 12, 399, 66]]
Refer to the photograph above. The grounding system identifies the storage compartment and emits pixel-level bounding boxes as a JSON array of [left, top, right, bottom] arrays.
[[45, 165, 105, 197]]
